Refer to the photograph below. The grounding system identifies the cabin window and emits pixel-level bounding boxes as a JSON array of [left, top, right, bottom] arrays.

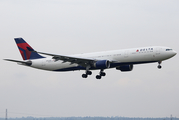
[[166, 49, 172, 51]]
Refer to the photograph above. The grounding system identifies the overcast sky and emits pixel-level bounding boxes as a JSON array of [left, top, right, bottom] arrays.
[[0, 0, 179, 118]]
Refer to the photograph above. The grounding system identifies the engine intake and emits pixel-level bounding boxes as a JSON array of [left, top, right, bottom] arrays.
[[94, 60, 110, 69], [116, 64, 133, 72]]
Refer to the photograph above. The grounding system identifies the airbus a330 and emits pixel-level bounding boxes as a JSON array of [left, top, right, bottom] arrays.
[[4, 38, 177, 79]]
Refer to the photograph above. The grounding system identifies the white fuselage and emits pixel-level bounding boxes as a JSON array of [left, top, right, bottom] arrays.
[[28, 46, 176, 71]]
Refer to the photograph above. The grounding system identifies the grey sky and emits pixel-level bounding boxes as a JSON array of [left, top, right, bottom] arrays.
[[0, 0, 179, 118]]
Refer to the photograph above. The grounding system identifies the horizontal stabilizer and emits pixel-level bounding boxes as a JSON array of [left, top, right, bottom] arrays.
[[4, 59, 32, 66]]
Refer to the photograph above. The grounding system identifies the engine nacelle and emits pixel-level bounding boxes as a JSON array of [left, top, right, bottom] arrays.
[[116, 65, 133, 72], [94, 60, 110, 69]]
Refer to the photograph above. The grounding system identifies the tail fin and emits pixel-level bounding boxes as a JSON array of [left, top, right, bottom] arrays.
[[14, 38, 45, 60]]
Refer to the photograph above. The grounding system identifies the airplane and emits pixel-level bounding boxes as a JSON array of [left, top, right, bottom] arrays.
[[4, 38, 177, 79]]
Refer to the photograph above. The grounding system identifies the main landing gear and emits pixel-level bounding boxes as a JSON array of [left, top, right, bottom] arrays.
[[157, 61, 162, 69], [82, 67, 106, 79], [82, 65, 92, 78], [96, 69, 106, 79], [82, 70, 92, 78]]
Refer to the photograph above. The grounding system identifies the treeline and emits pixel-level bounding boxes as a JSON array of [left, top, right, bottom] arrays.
[[0, 117, 179, 120]]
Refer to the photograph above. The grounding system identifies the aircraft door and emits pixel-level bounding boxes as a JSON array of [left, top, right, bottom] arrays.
[[155, 48, 161, 55], [124, 50, 129, 58]]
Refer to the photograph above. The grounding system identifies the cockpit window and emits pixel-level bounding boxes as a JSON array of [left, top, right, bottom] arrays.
[[166, 49, 172, 51]]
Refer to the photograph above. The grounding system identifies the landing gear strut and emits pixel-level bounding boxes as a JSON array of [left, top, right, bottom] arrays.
[[158, 61, 162, 69], [96, 69, 106, 79]]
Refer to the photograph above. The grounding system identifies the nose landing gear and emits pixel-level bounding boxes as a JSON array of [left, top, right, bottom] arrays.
[[157, 61, 162, 69]]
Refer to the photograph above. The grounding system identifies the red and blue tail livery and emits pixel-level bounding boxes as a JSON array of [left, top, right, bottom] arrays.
[[14, 38, 44, 60], [4, 37, 177, 79]]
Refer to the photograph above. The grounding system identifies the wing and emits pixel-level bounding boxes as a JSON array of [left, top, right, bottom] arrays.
[[34, 51, 96, 67], [26, 46, 118, 68]]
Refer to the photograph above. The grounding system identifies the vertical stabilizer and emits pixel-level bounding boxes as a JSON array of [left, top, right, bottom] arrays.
[[14, 38, 45, 60]]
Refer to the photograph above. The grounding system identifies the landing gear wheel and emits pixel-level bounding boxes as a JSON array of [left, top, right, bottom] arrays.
[[158, 65, 162, 69], [86, 71, 92, 75], [96, 75, 101, 79], [82, 74, 88, 78], [100, 72, 106, 76], [158, 61, 162, 69]]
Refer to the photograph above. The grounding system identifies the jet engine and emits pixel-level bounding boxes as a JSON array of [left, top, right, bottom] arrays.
[[94, 60, 110, 69], [116, 64, 133, 71]]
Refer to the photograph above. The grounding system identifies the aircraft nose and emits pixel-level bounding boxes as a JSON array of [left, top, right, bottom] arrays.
[[173, 50, 177, 56]]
